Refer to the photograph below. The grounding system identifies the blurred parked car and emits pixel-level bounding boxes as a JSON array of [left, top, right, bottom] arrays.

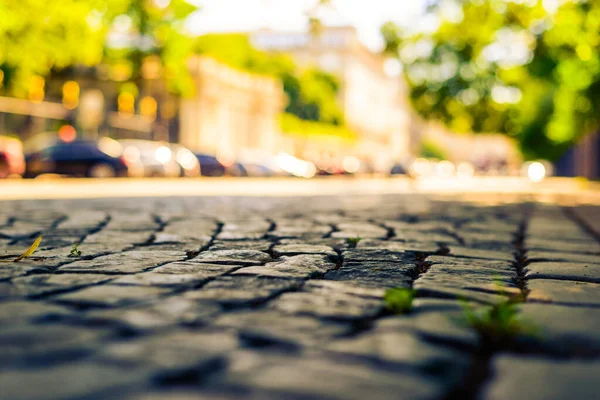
[[390, 163, 408, 176], [119, 139, 180, 177], [236, 150, 289, 177], [170, 144, 200, 177], [195, 153, 226, 177], [0, 135, 25, 178], [239, 161, 276, 177], [24, 134, 128, 178]]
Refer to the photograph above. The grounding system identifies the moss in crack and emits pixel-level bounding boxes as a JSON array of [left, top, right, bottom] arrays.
[[384, 287, 416, 314]]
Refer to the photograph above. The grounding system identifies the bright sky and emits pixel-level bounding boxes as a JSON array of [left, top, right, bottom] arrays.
[[186, 0, 429, 51]]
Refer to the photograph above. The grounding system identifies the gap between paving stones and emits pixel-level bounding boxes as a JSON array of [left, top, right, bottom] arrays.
[[443, 207, 532, 400]]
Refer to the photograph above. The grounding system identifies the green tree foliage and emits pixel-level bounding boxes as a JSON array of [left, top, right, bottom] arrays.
[[381, 0, 600, 160], [0, 0, 197, 96], [419, 138, 448, 160], [195, 34, 344, 125], [0, 0, 105, 96]]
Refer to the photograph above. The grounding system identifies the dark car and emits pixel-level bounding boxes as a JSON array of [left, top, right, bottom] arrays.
[[24, 138, 128, 178], [390, 163, 408, 175], [195, 153, 226, 177]]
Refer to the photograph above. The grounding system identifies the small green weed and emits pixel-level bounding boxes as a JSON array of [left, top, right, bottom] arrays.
[[68, 243, 82, 258], [463, 300, 536, 346], [346, 236, 362, 248], [384, 288, 416, 314]]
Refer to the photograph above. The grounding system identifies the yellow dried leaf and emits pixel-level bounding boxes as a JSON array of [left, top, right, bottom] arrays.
[[13, 236, 43, 262]]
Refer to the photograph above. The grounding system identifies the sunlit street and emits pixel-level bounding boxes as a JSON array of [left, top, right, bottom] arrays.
[[1, 175, 599, 203]]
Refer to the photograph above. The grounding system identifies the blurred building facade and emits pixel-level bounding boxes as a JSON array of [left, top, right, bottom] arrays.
[[425, 123, 522, 172], [179, 56, 285, 160], [251, 26, 414, 170]]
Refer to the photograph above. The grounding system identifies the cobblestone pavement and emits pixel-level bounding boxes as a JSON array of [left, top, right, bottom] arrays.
[[1, 195, 599, 400]]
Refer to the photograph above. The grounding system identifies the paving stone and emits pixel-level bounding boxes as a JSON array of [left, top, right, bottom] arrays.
[[411, 298, 467, 312], [304, 279, 386, 298], [0, 221, 44, 239], [414, 265, 519, 299], [162, 219, 217, 238], [426, 262, 514, 277], [152, 233, 211, 248], [331, 222, 388, 239], [526, 250, 600, 265], [481, 355, 600, 400], [427, 256, 513, 269], [0, 263, 53, 280], [0, 323, 110, 367], [527, 237, 600, 255], [218, 350, 446, 400], [213, 310, 350, 348], [392, 231, 459, 245], [217, 231, 266, 240], [458, 230, 515, 246], [217, 220, 271, 240], [10, 210, 65, 224], [517, 303, 600, 356], [384, 220, 456, 234], [445, 246, 515, 262], [56, 210, 107, 230], [2, 273, 114, 298], [58, 250, 186, 274], [153, 261, 240, 276], [326, 328, 469, 377], [0, 301, 73, 325], [279, 237, 345, 247], [192, 250, 271, 266], [35, 235, 85, 248], [528, 227, 592, 242], [375, 311, 480, 349], [233, 255, 336, 279], [342, 248, 407, 262], [460, 221, 517, 233], [83, 230, 154, 246], [210, 240, 273, 251], [104, 212, 160, 231], [528, 279, 600, 306], [109, 262, 238, 287], [0, 215, 12, 228], [414, 281, 512, 305], [269, 285, 383, 321], [110, 272, 210, 287], [99, 330, 238, 375], [526, 261, 600, 283], [221, 220, 271, 233], [271, 243, 337, 259], [268, 225, 331, 239], [359, 239, 441, 254], [184, 276, 302, 307], [326, 260, 414, 289], [0, 361, 146, 400], [125, 390, 283, 400], [85, 298, 221, 330], [54, 285, 170, 307]]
